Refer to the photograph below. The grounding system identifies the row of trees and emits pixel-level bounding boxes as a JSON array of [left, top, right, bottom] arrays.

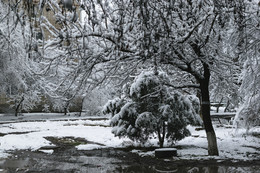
[[0, 0, 259, 155], [0, 0, 111, 115]]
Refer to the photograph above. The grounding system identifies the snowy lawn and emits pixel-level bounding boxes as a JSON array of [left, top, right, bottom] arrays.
[[0, 118, 259, 161], [0, 118, 131, 158], [176, 125, 260, 161]]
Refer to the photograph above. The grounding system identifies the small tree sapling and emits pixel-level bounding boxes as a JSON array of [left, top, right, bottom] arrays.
[[104, 71, 201, 147]]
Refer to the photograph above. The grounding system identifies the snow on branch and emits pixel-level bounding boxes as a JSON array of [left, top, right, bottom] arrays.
[[165, 83, 200, 89], [176, 14, 212, 44]]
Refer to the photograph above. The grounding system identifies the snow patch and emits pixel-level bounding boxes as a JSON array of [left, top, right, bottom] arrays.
[[131, 149, 155, 157], [155, 148, 177, 151], [38, 149, 54, 154], [76, 144, 105, 150]]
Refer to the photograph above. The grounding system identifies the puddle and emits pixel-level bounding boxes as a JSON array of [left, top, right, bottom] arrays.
[[0, 148, 259, 173], [0, 158, 30, 168], [0, 137, 259, 172], [44, 136, 88, 147], [43, 136, 105, 149]]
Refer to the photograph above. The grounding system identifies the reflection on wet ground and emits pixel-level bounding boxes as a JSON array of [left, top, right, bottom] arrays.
[[0, 146, 259, 173]]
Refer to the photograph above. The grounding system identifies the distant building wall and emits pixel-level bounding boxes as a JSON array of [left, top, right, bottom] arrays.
[[2, 0, 81, 40], [0, 93, 8, 104]]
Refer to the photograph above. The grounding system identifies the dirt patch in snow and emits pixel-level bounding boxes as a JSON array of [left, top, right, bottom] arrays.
[[0, 131, 39, 137], [44, 136, 105, 148], [0, 145, 259, 173]]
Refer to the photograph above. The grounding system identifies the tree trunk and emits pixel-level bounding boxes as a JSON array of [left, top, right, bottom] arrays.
[[64, 107, 67, 116], [224, 100, 230, 112], [64, 101, 70, 116], [216, 97, 223, 113], [157, 126, 164, 148], [159, 136, 164, 148], [159, 139, 164, 148], [199, 65, 219, 156], [79, 97, 85, 117], [15, 97, 24, 117], [161, 122, 166, 147]]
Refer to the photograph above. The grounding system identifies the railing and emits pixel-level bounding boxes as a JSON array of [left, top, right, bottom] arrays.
[[210, 112, 236, 119]]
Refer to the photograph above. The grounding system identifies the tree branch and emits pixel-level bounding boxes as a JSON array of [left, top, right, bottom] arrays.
[[76, 33, 135, 54], [165, 82, 200, 89], [177, 14, 211, 44]]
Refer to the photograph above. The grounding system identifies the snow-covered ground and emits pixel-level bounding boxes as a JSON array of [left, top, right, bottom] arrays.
[[0, 117, 131, 158], [0, 116, 259, 161], [177, 125, 260, 160]]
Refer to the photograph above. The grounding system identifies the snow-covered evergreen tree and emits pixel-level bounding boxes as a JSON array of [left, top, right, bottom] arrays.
[[106, 70, 201, 147], [103, 97, 126, 117]]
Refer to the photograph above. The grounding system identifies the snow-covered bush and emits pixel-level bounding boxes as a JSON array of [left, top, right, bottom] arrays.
[[105, 71, 201, 147]]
